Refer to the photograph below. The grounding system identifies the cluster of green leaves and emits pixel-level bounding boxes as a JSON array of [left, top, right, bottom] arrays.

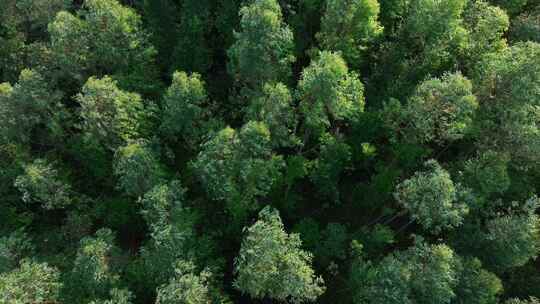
[[0, 0, 539, 303]]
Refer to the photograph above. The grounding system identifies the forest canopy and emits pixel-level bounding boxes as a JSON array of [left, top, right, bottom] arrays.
[[1, 0, 540, 303]]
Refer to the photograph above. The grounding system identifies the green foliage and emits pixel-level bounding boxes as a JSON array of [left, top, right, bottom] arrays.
[[394, 160, 470, 234], [160, 71, 210, 146], [506, 298, 540, 304], [353, 224, 395, 257], [77, 76, 148, 150], [453, 257, 502, 304], [0, 259, 62, 304], [350, 249, 411, 304], [234, 206, 325, 302], [298, 51, 365, 137], [113, 140, 164, 197], [15, 159, 72, 210], [351, 240, 461, 304], [48, 0, 160, 94], [155, 260, 213, 304], [170, 0, 213, 75], [0, 230, 34, 273], [473, 41, 540, 167], [317, 0, 383, 67], [402, 241, 460, 304], [385, 72, 478, 145], [90, 288, 134, 304], [462, 1, 509, 69], [192, 121, 284, 221], [490, 0, 529, 15], [63, 229, 123, 303], [228, 0, 295, 94], [0, 69, 65, 145], [479, 197, 540, 271], [510, 7, 540, 43], [245, 82, 298, 148], [310, 133, 352, 202], [462, 150, 511, 198], [137, 181, 210, 289], [2, 0, 540, 303]]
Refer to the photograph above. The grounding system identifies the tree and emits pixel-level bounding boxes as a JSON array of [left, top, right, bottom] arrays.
[[0, 230, 34, 273], [373, 0, 468, 101], [510, 7, 540, 43], [309, 133, 352, 203], [453, 257, 502, 304], [394, 160, 470, 234], [298, 51, 364, 138], [113, 139, 164, 197], [15, 159, 72, 210], [155, 260, 213, 304], [462, 150, 511, 198], [90, 288, 134, 304], [234, 206, 325, 303], [384, 72, 478, 145], [351, 240, 461, 304], [462, 1, 509, 69], [0, 259, 62, 304], [228, 0, 295, 96], [317, 0, 383, 67], [350, 249, 412, 304], [160, 71, 211, 147], [402, 241, 460, 304], [0, 69, 65, 145], [479, 196, 540, 271], [192, 121, 284, 221], [76, 76, 148, 150], [63, 229, 123, 303], [48, 0, 160, 94], [490, 0, 529, 15], [245, 82, 298, 148], [473, 42, 540, 167], [138, 181, 209, 289]]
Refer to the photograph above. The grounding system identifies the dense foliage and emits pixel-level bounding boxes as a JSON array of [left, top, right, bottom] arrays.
[[1, 0, 540, 303]]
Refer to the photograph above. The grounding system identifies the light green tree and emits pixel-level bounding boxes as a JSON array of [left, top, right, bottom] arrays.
[[63, 229, 122, 303], [156, 260, 213, 304], [317, 0, 383, 67], [0, 259, 62, 304], [76, 76, 147, 150], [228, 0, 295, 96], [234, 206, 325, 303], [462, 1, 509, 69], [245, 82, 298, 148], [0, 69, 64, 145], [113, 140, 164, 197], [298, 51, 364, 138], [351, 240, 461, 304], [394, 160, 470, 234], [15, 159, 72, 210], [48, 0, 160, 94], [160, 71, 211, 147], [453, 257, 502, 304], [192, 121, 284, 221], [384, 72, 478, 145], [473, 41, 540, 167]]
